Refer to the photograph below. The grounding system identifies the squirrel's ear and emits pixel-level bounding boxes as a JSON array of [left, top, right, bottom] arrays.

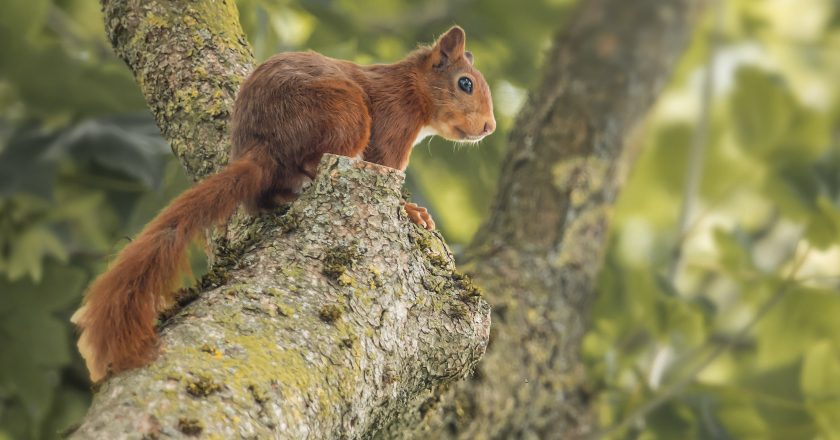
[[432, 26, 466, 67], [464, 51, 474, 65]]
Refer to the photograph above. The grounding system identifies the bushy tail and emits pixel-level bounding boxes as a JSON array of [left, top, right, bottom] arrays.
[[72, 157, 268, 381]]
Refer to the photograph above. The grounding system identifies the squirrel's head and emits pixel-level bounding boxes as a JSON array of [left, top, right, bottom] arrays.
[[420, 26, 495, 143]]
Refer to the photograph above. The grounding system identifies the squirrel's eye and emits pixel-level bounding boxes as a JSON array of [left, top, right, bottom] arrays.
[[458, 77, 473, 94]]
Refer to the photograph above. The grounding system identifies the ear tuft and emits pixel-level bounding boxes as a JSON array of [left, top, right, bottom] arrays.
[[435, 26, 467, 61]]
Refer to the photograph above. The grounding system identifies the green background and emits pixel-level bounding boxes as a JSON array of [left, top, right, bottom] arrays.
[[1, 0, 839, 438]]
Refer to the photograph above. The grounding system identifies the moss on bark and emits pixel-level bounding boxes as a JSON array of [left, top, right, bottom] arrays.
[[71, 156, 491, 439], [101, 0, 254, 180]]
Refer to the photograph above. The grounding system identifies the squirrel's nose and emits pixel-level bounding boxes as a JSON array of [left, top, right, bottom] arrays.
[[482, 119, 496, 135]]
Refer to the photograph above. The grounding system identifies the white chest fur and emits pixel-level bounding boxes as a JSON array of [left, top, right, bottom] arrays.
[[412, 126, 438, 146]]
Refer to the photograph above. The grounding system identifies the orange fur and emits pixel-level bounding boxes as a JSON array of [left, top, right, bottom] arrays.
[[72, 155, 270, 380], [73, 26, 495, 381]]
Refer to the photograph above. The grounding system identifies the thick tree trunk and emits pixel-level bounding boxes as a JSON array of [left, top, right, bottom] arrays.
[[75, 0, 698, 437], [405, 1, 698, 438]]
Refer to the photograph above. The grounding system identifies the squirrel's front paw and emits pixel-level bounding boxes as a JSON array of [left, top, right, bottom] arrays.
[[402, 202, 436, 230]]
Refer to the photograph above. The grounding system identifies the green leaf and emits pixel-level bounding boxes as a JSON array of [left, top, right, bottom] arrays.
[[0, 0, 49, 40], [757, 287, 840, 368], [647, 123, 691, 196], [767, 147, 840, 228], [801, 341, 840, 436], [643, 400, 698, 439], [41, 387, 91, 440], [0, 263, 86, 314], [0, 400, 31, 440], [800, 340, 840, 399], [654, 295, 706, 348], [0, 20, 145, 119], [712, 227, 754, 276], [807, 400, 840, 438], [0, 128, 58, 198], [5, 227, 68, 282], [725, 363, 815, 439], [729, 67, 796, 155], [717, 403, 768, 439], [0, 263, 85, 433], [45, 116, 170, 189], [47, 191, 112, 252], [805, 196, 840, 250], [124, 157, 192, 234]]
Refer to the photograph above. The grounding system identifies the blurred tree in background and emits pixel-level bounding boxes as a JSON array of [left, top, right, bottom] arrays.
[[0, 0, 838, 438]]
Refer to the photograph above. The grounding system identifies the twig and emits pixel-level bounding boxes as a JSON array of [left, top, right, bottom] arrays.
[[668, 0, 722, 281]]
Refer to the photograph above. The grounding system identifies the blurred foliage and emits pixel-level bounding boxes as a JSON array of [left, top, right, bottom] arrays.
[[2, 0, 840, 438], [583, 0, 840, 438]]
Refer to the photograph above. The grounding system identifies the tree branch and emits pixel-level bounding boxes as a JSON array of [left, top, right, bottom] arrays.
[[70, 155, 490, 439], [101, 0, 253, 180], [669, 0, 721, 280]]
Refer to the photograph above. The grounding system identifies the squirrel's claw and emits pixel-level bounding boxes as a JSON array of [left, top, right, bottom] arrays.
[[403, 202, 436, 230]]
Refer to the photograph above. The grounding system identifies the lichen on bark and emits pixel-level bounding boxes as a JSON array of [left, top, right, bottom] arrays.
[[101, 0, 254, 180], [70, 156, 491, 439]]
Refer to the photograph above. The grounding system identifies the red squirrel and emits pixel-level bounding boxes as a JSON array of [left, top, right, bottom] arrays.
[[72, 26, 495, 382]]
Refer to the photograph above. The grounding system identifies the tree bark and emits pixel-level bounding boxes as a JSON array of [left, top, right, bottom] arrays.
[[405, 1, 699, 438], [71, 155, 490, 439], [71, 1, 490, 438], [100, 0, 253, 179]]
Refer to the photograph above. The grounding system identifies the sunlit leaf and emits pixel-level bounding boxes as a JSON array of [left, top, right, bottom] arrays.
[[800, 340, 840, 399], [712, 228, 755, 275], [5, 227, 68, 282], [729, 67, 796, 155], [801, 341, 840, 436], [805, 196, 840, 249], [756, 287, 840, 368]]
